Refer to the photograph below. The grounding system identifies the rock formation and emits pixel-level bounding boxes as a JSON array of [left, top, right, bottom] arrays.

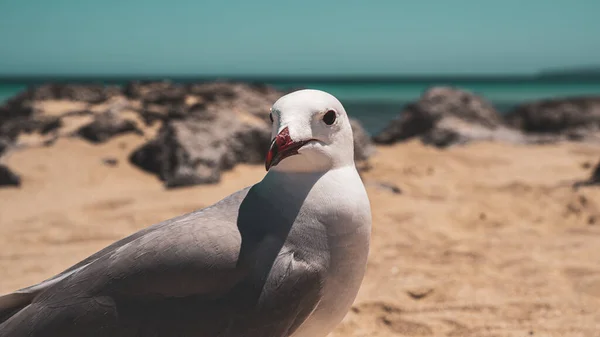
[[128, 82, 375, 188], [573, 159, 600, 189], [373, 86, 525, 147], [0, 164, 20, 187], [0, 81, 375, 188], [504, 96, 600, 143], [76, 101, 143, 143]]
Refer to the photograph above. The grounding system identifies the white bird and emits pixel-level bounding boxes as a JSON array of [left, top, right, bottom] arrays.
[[0, 89, 372, 337]]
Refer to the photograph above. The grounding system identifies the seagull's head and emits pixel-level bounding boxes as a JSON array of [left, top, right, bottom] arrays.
[[265, 89, 355, 173]]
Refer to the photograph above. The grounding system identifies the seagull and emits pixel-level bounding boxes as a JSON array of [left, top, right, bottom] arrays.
[[0, 89, 372, 337]]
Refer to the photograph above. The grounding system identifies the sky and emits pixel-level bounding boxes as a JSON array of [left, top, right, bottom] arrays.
[[0, 0, 598, 76]]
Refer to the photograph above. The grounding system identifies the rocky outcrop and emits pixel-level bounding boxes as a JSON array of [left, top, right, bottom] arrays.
[[504, 96, 600, 142], [590, 160, 600, 186], [127, 82, 291, 187], [0, 138, 9, 157], [10, 83, 120, 104], [184, 81, 284, 124], [76, 103, 143, 143], [0, 92, 36, 144], [373, 86, 525, 147], [0, 81, 374, 189], [0, 164, 20, 187], [130, 116, 271, 188], [124, 80, 188, 106], [128, 82, 375, 188], [374, 87, 600, 148], [0, 115, 59, 144], [0, 81, 375, 188], [0, 84, 125, 149]]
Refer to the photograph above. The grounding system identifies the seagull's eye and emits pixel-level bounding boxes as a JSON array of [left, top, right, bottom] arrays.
[[323, 110, 336, 125], [269, 113, 274, 123]]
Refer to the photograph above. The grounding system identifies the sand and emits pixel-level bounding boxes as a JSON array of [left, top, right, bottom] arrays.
[[1, 132, 599, 337]]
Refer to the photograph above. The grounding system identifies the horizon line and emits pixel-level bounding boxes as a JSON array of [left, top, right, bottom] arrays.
[[1, 73, 600, 85]]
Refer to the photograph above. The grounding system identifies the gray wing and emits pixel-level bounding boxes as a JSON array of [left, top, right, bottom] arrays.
[[16, 187, 255, 293], [0, 185, 327, 337], [0, 218, 181, 324], [1, 186, 248, 303], [0, 188, 249, 327]]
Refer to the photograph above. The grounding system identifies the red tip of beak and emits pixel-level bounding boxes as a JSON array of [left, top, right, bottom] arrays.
[[265, 127, 308, 171]]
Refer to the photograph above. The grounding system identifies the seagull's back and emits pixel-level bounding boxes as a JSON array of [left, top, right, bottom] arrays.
[[0, 187, 252, 337]]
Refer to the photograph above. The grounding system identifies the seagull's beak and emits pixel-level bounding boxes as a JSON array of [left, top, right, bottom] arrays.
[[265, 126, 310, 171]]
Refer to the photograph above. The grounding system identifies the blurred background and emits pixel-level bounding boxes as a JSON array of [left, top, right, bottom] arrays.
[[1, 1, 600, 336]]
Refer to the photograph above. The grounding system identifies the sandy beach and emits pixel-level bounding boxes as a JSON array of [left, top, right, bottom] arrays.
[[1, 127, 599, 336]]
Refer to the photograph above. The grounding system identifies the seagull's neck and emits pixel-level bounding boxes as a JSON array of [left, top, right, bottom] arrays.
[[256, 164, 371, 234], [259, 164, 358, 202]]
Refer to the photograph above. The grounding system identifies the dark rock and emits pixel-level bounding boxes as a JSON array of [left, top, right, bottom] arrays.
[[421, 127, 464, 148], [0, 114, 64, 145], [0, 118, 23, 144], [0, 84, 119, 150], [186, 81, 282, 122], [38, 117, 63, 134], [61, 84, 120, 103], [124, 80, 187, 106], [591, 163, 600, 181], [0, 164, 21, 187], [129, 139, 162, 175], [186, 81, 237, 101], [24, 83, 120, 103], [372, 102, 435, 145], [373, 86, 523, 147], [350, 118, 376, 162], [0, 137, 14, 160], [77, 105, 143, 143], [136, 104, 172, 125], [573, 159, 600, 189], [227, 123, 273, 167], [168, 104, 195, 120], [505, 96, 600, 136], [129, 112, 271, 188], [0, 84, 124, 152], [0, 138, 9, 156], [421, 117, 525, 148], [0, 93, 35, 120]]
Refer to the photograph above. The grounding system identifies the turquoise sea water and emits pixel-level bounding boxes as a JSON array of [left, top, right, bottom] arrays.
[[2, 81, 600, 134]]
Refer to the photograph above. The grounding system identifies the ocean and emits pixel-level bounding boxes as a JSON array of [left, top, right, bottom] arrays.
[[2, 80, 600, 135]]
